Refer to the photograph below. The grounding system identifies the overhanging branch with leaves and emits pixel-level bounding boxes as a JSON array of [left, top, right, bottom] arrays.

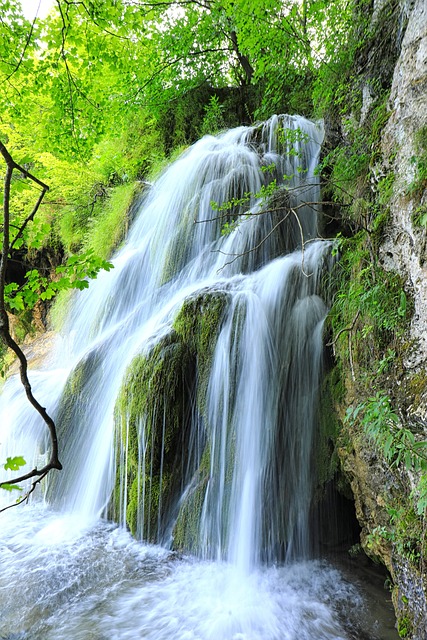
[[0, 141, 62, 510]]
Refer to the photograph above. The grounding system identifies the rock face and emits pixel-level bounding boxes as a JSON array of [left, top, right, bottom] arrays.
[[336, 1, 427, 637], [381, 0, 427, 371], [380, 3, 427, 635]]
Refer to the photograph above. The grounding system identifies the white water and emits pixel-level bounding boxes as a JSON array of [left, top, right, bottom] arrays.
[[0, 507, 396, 640], [0, 115, 397, 639]]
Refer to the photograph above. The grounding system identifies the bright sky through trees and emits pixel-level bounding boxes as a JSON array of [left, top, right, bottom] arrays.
[[20, 0, 54, 20]]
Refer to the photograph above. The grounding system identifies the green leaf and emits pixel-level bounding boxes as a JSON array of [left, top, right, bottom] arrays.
[[7, 294, 25, 311], [4, 456, 26, 471], [0, 483, 23, 492]]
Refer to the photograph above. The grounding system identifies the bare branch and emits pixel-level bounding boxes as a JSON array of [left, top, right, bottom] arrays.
[[326, 310, 361, 347], [0, 142, 62, 507], [132, 47, 229, 99], [0, 142, 49, 191], [214, 208, 314, 277], [10, 188, 48, 252], [0, 469, 50, 513], [289, 206, 311, 277]]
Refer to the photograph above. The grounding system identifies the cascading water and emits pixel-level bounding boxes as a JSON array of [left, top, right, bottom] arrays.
[[0, 116, 398, 639]]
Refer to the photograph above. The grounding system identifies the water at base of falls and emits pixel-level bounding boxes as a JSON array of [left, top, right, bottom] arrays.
[[0, 507, 398, 640]]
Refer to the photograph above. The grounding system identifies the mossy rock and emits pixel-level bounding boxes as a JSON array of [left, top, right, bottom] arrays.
[[112, 288, 229, 545], [311, 364, 345, 506], [113, 334, 194, 539], [173, 288, 230, 412], [172, 444, 211, 553]]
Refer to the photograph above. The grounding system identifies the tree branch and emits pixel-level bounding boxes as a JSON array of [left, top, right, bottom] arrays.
[[0, 469, 50, 513], [214, 207, 313, 277], [0, 142, 62, 507], [326, 309, 360, 347], [4, 9, 38, 82]]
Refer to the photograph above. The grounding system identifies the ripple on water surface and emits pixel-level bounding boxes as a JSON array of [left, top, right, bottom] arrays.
[[0, 507, 397, 640]]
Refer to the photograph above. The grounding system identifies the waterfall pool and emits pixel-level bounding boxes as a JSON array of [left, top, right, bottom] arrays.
[[0, 506, 398, 640]]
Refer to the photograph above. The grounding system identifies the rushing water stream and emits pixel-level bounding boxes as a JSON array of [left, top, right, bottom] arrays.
[[0, 116, 398, 639]]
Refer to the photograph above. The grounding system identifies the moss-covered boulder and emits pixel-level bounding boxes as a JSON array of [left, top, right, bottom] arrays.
[[112, 289, 229, 545]]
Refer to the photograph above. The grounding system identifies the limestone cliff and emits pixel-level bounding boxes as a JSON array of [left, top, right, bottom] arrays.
[[381, 0, 427, 371], [330, 1, 427, 637]]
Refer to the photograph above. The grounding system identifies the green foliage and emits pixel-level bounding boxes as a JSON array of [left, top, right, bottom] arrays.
[[346, 393, 427, 474], [412, 204, 427, 228], [221, 220, 240, 236], [367, 507, 422, 568], [313, 0, 399, 119], [0, 0, 358, 164], [320, 91, 391, 226], [199, 95, 226, 137], [1, 456, 26, 492], [85, 182, 138, 259], [346, 392, 427, 554], [0, 0, 369, 321], [397, 616, 411, 639], [0, 1, 165, 338], [377, 172, 395, 205], [3, 456, 26, 471], [209, 123, 310, 235], [328, 232, 409, 370], [4, 252, 113, 313], [0, 482, 22, 492], [277, 125, 310, 148], [211, 179, 280, 238]]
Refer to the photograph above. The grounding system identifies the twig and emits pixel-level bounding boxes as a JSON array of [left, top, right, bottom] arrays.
[[290, 206, 311, 277], [326, 309, 360, 347], [215, 208, 313, 277], [4, 7, 38, 82], [349, 330, 355, 382], [10, 189, 48, 252], [0, 469, 50, 513]]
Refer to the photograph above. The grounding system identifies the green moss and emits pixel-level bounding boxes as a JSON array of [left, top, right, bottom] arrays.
[[397, 615, 411, 639], [85, 182, 140, 259], [314, 365, 344, 492], [173, 443, 211, 552], [408, 125, 427, 198], [160, 220, 194, 285], [405, 370, 427, 408], [126, 477, 140, 536], [173, 290, 229, 410], [112, 290, 229, 545], [124, 471, 173, 539], [55, 349, 100, 443], [327, 231, 411, 377], [113, 334, 192, 538], [377, 172, 395, 205]]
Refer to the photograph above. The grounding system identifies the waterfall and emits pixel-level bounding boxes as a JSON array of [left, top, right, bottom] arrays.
[[0, 114, 327, 549], [0, 115, 399, 640], [198, 248, 328, 569]]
